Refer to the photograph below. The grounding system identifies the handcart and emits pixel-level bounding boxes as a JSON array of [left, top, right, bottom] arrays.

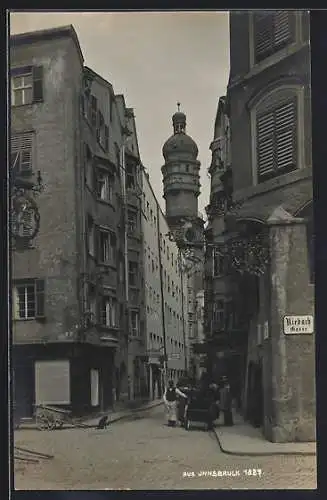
[[184, 391, 217, 432], [34, 404, 74, 431]]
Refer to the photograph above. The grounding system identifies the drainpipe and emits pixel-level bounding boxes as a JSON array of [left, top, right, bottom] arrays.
[[179, 249, 188, 375]]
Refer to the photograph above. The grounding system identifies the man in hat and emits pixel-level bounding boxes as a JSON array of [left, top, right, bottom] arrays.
[[163, 380, 188, 427]]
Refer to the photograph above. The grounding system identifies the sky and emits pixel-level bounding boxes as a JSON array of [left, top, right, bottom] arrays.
[[10, 11, 230, 214]]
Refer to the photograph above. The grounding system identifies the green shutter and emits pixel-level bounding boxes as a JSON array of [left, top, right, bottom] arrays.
[[32, 66, 43, 102]]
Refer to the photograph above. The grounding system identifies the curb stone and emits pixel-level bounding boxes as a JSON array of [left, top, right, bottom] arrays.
[[212, 428, 316, 457]]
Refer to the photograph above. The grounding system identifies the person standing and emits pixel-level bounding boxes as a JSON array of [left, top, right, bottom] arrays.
[[163, 380, 187, 427], [219, 378, 234, 426]]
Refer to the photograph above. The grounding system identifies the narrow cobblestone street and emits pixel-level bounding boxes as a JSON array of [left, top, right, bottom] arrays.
[[14, 406, 317, 490]]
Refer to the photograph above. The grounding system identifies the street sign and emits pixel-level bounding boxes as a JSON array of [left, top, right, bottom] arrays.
[[283, 315, 314, 335]]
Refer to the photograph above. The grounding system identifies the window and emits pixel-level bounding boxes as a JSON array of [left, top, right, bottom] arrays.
[[213, 300, 224, 330], [126, 164, 136, 189], [131, 310, 139, 336], [128, 262, 138, 287], [96, 170, 113, 202], [185, 165, 189, 173], [85, 145, 95, 189], [213, 249, 224, 277], [253, 11, 294, 63], [100, 296, 118, 327], [87, 216, 95, 256], [96, 111, 106, 148], [11, 132, 33, 174], [256, 98, 297, 182], [127, 210, 137, 233], [13, 279, 45, 320], [11, 66, 43, 106], [99, 231, 116, 263], [90, 95, 97, 127], [104, 125, 109, 151]]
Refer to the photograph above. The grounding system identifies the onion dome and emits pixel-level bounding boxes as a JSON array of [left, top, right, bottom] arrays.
[[162, 103, 199, 161]]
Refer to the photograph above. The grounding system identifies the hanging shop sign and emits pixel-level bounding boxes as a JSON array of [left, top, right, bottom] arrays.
[[283, 315, 314, 335]]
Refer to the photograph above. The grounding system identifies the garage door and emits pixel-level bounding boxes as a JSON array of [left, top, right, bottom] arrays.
[[35, 360, 71, 405]]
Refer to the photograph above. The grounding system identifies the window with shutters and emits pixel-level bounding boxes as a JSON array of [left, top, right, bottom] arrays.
[[11, 66, 43, 106], [13, 279, 45, 320], [256, 98, 297, 182], [253, 11, 295, 63], [11, 132, 34, 175]]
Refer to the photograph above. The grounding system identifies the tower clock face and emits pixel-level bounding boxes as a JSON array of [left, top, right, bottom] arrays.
[[11, 194, 40, 241]]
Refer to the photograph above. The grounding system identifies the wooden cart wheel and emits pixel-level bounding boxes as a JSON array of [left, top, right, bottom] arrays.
[[46, 416, 56, 430], [55, 419, 64, 429], [37, 413, 49, 431]]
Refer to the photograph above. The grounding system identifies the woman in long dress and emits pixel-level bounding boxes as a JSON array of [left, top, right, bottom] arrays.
[[163, 380, 187, 426]]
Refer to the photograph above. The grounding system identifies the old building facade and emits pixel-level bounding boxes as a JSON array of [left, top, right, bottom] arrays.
[[205, 11, 315, 442], [161, 108, 205, 378], [11, 25, 146, 419], [141, 169, 189, 398]]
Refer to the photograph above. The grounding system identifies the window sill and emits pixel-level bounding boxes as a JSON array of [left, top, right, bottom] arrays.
[[229, 41, 308, 90], [13, 316, 46, 322], [11, 101, 43, 109]]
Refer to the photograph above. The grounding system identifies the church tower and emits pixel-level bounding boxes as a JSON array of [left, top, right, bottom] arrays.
[[162, 104, 204, 257]]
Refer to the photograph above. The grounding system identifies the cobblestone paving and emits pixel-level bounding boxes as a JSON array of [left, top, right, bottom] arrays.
[[14, 406, 317, 490]]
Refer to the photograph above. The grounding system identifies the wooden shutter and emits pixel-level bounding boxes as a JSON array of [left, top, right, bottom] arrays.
[[11, 133, 33, 172], [275, 98, 297, 173], [35, 279, 45, 318], [32, 66, 43, 102], [254, 13, 274, 62], [274, 11, 292, 48], [256, 110, 275, 178]]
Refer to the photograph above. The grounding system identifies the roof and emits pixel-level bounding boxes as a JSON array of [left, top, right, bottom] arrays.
[[10, 25, 84, 65]]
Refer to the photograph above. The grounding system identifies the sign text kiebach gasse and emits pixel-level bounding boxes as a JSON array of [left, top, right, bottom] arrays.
[[283, 315, 314, 335]]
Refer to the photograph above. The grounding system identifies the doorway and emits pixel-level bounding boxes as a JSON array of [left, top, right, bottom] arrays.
[[90, 368, 99, 407]]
